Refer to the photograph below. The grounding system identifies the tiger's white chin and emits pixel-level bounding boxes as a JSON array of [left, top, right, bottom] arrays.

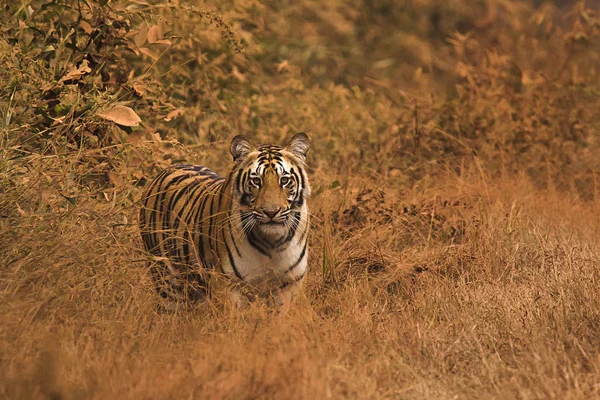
[[256, 222, 288, 240]]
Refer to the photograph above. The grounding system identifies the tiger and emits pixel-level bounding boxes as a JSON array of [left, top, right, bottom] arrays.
[[139, 133, 311, 307]]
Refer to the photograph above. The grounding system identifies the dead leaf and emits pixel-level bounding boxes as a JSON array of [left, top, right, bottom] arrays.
[[80, 20, 93, 35], [108, 171, 123, 187], [150, 131, 162, 144], [152, 39, 172, 46], [131, 81, 147, 97], [135, 25, 148, 47], [147, 25, 163, 44], [232, 66, 247, 82], [139, 47, 158, 60], [98, 106, 142, 127], [58, 60, 91, 84], [164, 109, 184, 122], [277, 60, 290, 73], [125, 41, 140, 56]]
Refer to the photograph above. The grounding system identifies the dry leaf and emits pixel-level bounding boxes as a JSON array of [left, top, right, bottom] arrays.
[[152, 39, 172, 46], [98, 106, 142, 127], [139, 47, 158, 60], [108, 171, 124, 187], [132, 81, 147, 97], [58, 60, 92, 84], [232, 66, 247, 82], [135, 25, 148, 47], [277, 60, 290, 73], [164, 109, 184, 122], [147, 25, 164, 44], [150, 131, 162, 144], [125, 41, 140, 55], [80, 20, 93, 34]]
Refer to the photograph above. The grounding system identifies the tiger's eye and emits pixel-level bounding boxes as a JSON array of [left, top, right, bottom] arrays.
[[280, 176, 290, 186], [251, 177, 261, 186]]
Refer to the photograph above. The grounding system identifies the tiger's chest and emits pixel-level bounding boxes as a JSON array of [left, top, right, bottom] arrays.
[[216, 222, 308, 293], [241, 241, 306, 288]]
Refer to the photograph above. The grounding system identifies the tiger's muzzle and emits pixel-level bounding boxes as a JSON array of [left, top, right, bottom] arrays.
[[256, 206, 289, 225]]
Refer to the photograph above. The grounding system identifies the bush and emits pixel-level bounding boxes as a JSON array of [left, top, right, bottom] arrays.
[[2, 1, 600, 398]]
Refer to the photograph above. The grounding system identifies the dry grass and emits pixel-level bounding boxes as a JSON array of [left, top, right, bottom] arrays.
[[2, 0, 600, 399], [3, 170, 600, 399]]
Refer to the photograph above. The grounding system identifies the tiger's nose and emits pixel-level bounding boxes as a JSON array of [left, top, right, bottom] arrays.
[[263, 207, 281, 219]]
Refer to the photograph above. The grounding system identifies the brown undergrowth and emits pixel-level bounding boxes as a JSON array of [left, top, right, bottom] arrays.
[[3, 170, 600, 399], [2, 0, 600, 399]]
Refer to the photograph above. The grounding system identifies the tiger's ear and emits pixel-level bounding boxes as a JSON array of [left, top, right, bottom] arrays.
[[230, 135, 255, 162], [285, 132, 310, 161]]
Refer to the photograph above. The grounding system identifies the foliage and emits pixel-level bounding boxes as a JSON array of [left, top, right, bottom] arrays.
[[2, 0, 600, 398]]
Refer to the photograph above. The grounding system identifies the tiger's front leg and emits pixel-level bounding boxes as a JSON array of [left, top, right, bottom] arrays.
[[273, 279, 305, 308], [207, 272, 254, 309]]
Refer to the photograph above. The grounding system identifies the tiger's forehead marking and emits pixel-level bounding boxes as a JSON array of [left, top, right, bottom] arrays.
[[254, 145, 287, 174]]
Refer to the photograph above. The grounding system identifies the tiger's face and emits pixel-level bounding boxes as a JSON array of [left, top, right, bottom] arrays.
[[229, 133, 310, 239]]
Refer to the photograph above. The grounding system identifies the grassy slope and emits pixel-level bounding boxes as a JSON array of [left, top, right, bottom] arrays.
[[2, 0, 600, 399]]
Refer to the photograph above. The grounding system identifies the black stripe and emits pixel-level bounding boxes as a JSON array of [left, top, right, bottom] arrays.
[[195, 186, 212, 264], [299, 219, 309, 243], [222, 228, 243, 280], [182, 230, 190, 265], [160, 173, 193, 224], [273, 211, 300, 248], [278, 268, 306, 291], [167, 179, 195, 223], [193, 175, 223, 266], [139, 202, 149, 248], [296, 167, 306, 195], [157, 174, 190, 253], [207, 184, 219, 252], [162, 174, 196, 257], [291, 169, 305, 206], [228, 211, 241, 257], [247, 230, 271, 256], [249, 227, 278, 250], [166, 187, 189, 259], [287, 241, 307, 273], [234, 170, 243, 192], [217, 182, 225, 211], [145, 170, 172, 251], [181, 179, 208, 265], [175, 179, 205, 263], [241, 170, 249, 192], [172, 164, 191, 171], [181, 179, 209, 230]]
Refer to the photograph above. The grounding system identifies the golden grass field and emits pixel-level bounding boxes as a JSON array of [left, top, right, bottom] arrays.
[[2, 0, 600, 398]]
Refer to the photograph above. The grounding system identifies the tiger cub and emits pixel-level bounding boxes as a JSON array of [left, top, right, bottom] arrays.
[[139, 133, 310, 307]]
